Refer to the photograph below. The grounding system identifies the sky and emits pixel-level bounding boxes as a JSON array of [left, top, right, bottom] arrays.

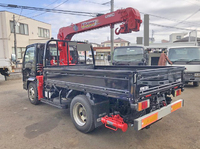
[[0, 0, 200, 44]]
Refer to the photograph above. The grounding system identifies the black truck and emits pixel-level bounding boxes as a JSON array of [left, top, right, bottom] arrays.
[[22, 39, 184, 133], [112, 46, 148, 66]]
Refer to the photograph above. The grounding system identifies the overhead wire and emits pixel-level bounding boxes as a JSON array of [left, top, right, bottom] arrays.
[[22, 0, 70, 19], [150, 23, 200, 32], [0, 3, 99, 18], [113, 3, 200, 28], [172, 8, 200, 27], [80, 0, 110, 6], [79, 0, 111, 13], [25, 0, 60, 16], [1, 2, 200, 38]]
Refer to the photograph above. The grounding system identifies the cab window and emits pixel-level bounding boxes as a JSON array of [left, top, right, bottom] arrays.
[[24, 46, 35, 70]]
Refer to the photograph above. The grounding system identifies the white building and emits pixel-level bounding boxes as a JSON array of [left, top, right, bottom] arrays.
[[101, 37, 130, 47], [0, 11, 51, 63], [169, 33, 187, 43]]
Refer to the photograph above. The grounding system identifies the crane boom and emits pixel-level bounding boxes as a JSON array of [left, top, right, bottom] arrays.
[[57, 7, 142, 40]]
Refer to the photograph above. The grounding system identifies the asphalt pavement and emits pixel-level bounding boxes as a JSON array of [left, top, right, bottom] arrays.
[[0, 79, 199, 149]]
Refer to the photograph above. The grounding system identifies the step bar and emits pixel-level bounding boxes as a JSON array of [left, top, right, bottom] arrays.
[[41, 98, 69, 109]]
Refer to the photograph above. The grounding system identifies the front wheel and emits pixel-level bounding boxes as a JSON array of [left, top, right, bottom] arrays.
[[70, 95, 94, 133], [28, 82, 40, 105]]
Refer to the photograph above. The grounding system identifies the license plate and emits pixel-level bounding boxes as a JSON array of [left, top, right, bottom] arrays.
[[174, 89, 181, 97]]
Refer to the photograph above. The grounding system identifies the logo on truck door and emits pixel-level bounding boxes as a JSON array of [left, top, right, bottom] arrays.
[[73, 25, 78, 31], [81, 20, 99, 29]]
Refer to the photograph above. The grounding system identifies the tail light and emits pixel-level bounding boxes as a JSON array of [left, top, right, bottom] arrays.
[[174, 89, 181, 97], [138, 99, 150, 111]]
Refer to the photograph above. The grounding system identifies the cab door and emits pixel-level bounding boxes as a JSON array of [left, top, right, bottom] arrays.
[[22, 45, 36, 89]]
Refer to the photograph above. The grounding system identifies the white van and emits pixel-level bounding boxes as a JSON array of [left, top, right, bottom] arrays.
[[167, 46, 200, 86]]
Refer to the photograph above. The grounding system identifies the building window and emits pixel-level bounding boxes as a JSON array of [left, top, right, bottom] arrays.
[[106, 44, 110, 47], [10, 21, 29, 35], [12, 47, 26, 59], [176, 36, 181, 40], [38, 27, 50, 38]]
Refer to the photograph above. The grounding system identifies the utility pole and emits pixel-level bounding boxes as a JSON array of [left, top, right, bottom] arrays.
[[13, 15, 17, 68], [144, 14, 149, 46], [110, 0, 114, 62], [151, 30, 154, 43]]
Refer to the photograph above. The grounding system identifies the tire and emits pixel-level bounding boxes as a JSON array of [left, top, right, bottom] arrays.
[[193, 82, 199, 87], [28, 82, 40, 105], [4, 75, 7, 81], [70, 95, 94, 133]]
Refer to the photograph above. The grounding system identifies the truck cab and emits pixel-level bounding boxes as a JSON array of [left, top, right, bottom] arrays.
[[167, 46, 200, 86], [112, 46, 148, 65], [22, 42, 80, 90], [22, 43, 44, 89]]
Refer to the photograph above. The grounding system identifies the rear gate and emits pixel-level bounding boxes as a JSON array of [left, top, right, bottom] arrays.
[[136, 66, 184, 96]]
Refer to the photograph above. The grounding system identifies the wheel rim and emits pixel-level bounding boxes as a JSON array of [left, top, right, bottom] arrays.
[[29, 87, 35, 102], [73, 102, 87, 126]]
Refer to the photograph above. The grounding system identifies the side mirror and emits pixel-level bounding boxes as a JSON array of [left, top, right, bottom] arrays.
[[108, 55, 111, 61], [11, 54, 16, 62]]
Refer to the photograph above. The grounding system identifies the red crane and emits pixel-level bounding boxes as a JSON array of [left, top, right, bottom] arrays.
[[56, 7, 142, 65]]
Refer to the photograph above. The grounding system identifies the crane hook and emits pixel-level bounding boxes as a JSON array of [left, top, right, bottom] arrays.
[[115, 28, 121, 35]]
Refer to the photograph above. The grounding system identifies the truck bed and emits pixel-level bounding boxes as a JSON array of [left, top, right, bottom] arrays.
[[0, 59, 10, 68], [43, 65, 185, 101]]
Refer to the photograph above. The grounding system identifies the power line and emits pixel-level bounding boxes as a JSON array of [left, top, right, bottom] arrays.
[[149, 8, 200, 33], [80, 0, 200, 28], [113, 3, 200, 27], [47, 0, 62, 7], [25, 0, 60, 16], [80, 0, 110, 6], [0, 3, 99, 17], [150, 23, 200, 32], [138, 10, 200, 27], [80, 0, 111, 13], [29, 0, 70, 18], [53, 0, 69, 8], [173, 8, 200, 27]]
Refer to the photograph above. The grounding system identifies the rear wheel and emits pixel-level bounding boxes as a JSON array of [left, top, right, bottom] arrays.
[[70, 95, 94, 133], [193, 82, 199, 87], [28, 82, 40, 105], [4, 75, 7, 81]]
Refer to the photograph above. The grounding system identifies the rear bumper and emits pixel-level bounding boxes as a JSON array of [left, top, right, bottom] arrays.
[[134, 99, 184, 131], [185, 73, 200, 82]]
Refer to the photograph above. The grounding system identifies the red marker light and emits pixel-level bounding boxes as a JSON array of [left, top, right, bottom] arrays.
[[174, 86, 178, 89], [145, 94, 151, 98]]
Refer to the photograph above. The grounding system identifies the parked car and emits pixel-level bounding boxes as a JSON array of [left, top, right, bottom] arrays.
[[78, 55, 92, 63]]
